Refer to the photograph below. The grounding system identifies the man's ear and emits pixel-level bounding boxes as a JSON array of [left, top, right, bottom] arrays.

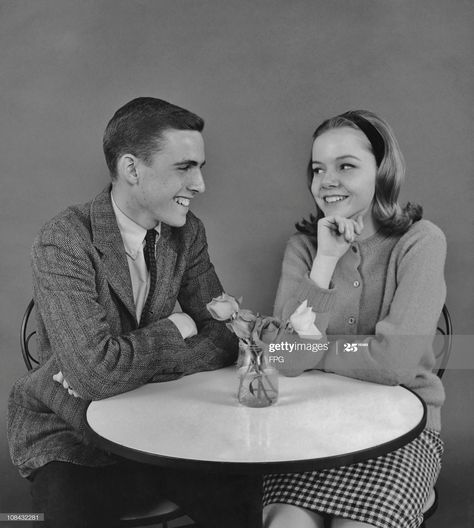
[[116, 154, 139, 184]]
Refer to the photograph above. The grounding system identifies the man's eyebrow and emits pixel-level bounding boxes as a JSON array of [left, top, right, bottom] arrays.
[[173, 160, 206, 168], [311, 155, 361, 165]]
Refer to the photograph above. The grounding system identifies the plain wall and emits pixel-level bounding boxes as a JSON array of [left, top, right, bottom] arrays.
[[1, 1, 473, 525]]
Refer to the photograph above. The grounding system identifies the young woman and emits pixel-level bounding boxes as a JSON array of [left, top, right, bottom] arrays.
[[264, 110, 446, 528]]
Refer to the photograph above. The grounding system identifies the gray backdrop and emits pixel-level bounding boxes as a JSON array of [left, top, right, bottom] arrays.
[[1, 1, 473, 525]]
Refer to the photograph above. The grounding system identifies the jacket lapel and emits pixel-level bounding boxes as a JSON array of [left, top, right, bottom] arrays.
[[90, 187, 137, 322]]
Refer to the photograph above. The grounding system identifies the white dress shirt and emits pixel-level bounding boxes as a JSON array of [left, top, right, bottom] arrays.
[[111, 194, 161, 322]]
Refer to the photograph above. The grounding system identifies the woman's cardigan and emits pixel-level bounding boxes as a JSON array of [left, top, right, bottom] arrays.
[[274, 219, 447, 431]]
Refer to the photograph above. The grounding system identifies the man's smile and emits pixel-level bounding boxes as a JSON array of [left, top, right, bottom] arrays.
[[174, 196, 191, 208]]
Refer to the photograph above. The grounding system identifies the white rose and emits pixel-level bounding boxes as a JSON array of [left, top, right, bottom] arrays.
[[289, 300, 322, 339]]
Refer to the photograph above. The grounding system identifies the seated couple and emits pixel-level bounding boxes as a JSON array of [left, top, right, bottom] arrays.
[[8, 97, 446, 528]]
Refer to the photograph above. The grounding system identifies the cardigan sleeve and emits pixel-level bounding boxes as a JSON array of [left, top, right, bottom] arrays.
[[319, 223, 447, 386], [274, 234, 336, 334]]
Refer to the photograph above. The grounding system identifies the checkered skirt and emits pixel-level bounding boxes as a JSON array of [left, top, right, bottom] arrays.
[[263, 429, 443, 528]]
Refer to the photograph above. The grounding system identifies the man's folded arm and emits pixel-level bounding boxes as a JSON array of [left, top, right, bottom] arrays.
[[148, 217, 238, 381], [32, 221, 235, 401]]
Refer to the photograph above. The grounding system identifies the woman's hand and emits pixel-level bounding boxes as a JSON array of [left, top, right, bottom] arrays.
[[309, 215, 364, 289], [316, 215, 364, 259]]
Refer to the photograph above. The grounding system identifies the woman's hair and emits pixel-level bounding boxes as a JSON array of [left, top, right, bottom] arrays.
[[296, 109, 422, 237]]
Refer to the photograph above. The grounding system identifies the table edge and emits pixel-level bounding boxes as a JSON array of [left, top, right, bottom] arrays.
[[85, 384, 427, 475]]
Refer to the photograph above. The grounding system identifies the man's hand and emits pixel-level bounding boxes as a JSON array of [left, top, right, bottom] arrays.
[[53, 371, 80, 398], [168, 313, 198, 339]]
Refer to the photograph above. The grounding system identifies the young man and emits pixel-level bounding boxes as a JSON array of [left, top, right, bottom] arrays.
[[8, 97, 251, 527]]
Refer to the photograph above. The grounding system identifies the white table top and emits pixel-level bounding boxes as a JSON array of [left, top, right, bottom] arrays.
[[86, 368, 426, 473]]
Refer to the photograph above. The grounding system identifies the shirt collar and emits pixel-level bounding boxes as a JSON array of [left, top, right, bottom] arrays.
[[111, 193, 161, 260]]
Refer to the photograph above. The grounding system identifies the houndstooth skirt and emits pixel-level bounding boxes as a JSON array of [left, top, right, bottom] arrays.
[[263, 429, 443, 528]]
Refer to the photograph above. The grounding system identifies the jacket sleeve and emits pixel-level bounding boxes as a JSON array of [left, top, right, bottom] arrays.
[[150, 217, 238, 381], [31, 216, 236, 401]]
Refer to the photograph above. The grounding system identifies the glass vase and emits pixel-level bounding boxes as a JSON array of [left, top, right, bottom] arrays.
[[237, 341, 278, 408]]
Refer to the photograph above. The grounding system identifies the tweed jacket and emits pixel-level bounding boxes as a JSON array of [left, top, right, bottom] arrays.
[[8, 186, 237, 477]]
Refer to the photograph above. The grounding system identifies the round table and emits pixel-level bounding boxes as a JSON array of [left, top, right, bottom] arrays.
[[86, 367, 426, 474]]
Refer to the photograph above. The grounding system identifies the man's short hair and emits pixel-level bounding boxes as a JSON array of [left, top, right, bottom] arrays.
[[103, 97, 204, 178]]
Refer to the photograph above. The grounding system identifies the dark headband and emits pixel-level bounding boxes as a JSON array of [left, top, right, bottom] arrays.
[[341, 112, 385, 166]]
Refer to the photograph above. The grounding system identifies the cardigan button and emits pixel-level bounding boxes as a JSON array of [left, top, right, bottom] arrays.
[[353, 280, 360, 288], [348, 317, 356, 325]]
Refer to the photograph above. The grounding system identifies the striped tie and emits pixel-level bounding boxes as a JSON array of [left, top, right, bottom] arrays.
[[140, 229, 157, 326]]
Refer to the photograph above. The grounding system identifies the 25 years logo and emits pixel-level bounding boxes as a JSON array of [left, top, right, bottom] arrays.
[[343, 343, 358, 352], [343, 343, 369, 352]]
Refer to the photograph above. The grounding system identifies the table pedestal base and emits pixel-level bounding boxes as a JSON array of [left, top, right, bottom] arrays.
[[245, 474, 263, 528]]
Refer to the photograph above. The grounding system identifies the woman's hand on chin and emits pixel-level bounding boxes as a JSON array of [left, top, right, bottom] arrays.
[[316, 214, 364, 259], [309, 215, 364, 289]]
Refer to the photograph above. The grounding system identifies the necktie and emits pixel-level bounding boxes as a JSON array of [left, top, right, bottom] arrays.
[[140, 229, 157, 326]]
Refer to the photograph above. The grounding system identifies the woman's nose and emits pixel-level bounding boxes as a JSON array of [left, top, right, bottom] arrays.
[[321, 169, 339, 187]]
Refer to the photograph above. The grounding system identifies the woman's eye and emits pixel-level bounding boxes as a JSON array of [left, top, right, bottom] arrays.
[[340, 163, 355, 171], [312, 167, 324, 175]]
